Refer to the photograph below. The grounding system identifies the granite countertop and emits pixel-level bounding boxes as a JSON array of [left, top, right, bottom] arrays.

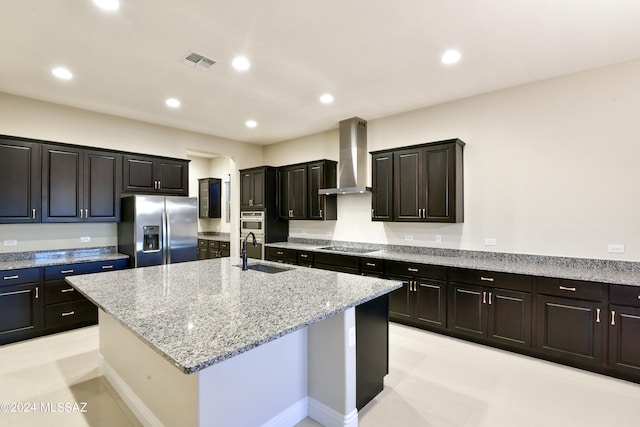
[[66, 257, 402, 374], [266, 242, 640, 287], [197, 232, 231, 242], [0, 247, 129, 272]]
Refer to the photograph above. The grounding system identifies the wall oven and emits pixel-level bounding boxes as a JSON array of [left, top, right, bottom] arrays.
[[240, 211, 264, 259]]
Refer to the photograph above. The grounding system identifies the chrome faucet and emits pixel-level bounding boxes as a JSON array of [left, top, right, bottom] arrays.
[[242, 232, 257, 270]]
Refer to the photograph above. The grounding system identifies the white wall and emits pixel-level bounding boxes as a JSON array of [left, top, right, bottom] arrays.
[[0, 92, 262, 254], [264, 59, 640, 261]]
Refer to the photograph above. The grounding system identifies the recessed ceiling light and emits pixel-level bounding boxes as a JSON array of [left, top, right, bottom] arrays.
[[166, 98, 181, 108], [320, 94, 334, 104], [441, 49, 461, 65], [92, 0, 120, 11], [52, 67, 73, 80], [245, 120, 257, 128], [232, 56, 251, 71]]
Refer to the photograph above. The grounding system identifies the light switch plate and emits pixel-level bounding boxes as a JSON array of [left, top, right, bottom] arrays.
[[3, 240, 17, 246], [435, 234, 442, 243], [608, 244, 625, 253], [348, 327, 356, 347], [405, 235, 414, 241], [80, 236, 91, 243], [485, 238, 497, 246]]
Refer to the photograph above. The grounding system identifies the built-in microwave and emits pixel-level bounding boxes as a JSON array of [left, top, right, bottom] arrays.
[[240, 211, 264, 235]]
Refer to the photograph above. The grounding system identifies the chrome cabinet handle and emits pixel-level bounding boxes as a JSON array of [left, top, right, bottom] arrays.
[[277, 251, 284, 255], [35, 287, 39, 299], [596, 308, 601, 323], [489, 292, 493, 305], [319, 209, 323, 217], [102, 265, 114, 270], [481, 277, 495, 282], [61, 288, 75, 293], [483, 291, 487, 304], [61, 270, 74, 274], [157, 180, 161, 189], [559, 286, 577, 292], [408, 267, 418, 272], [611, 310, 616, 326], [300, 254, 308, 258], [85, 208, 88, 218], [371, 209, 374, 217], [4, 275, 19, 280], [32, 208, 36, 219], [61, 311, 76, 317], [366, 262, 376, 267]]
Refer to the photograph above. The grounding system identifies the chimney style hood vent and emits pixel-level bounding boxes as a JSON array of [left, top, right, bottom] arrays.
[[318, 117, 372, 195]]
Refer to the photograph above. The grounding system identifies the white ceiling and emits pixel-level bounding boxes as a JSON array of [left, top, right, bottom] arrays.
[[2, 0, 640, 145]]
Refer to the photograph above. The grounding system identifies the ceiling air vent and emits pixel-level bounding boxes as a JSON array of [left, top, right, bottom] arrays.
[[179, 52, 216, 71]]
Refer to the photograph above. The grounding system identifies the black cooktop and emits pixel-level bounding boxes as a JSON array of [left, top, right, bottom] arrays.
[[319, 246, 378, 254]]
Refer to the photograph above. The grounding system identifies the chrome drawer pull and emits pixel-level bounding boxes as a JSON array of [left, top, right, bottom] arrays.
[[35, 287, 39, 299], [489, 292, 493, 305], [611, 311, 616, 326], [61, 288, 75, 293], [102, 265, 114, 269], [300, 254, 308, 258], [61, 311, 75, 317], [408, 268, 419, 272], [596, 308, 601, 323], [3, 275, 19, 280], [366, 262, 376, 267], [483, 291, 487, 304], [61, 269, 74, 274], [481, 277, 494, 282], [277, 251, 284, 255], [559, 286, 576, 292]]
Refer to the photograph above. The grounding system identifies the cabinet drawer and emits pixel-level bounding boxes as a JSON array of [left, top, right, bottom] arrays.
[[209, 240, 221, 249], [45, 299, 97, 329], [610, 285, 640, 308], [198, 239, 209, 248], [314, 252, 360, 269], [265, 247, 297, 263], [1, 267, 41, 287], [450, 268, 532, 292], [45, 279, 83, 305], [361, 258, 384, 274], [44, 259, 127, 280], [536, 277, 604, 302], [385, 260, 446, 280], [297, 251, 314, 266]]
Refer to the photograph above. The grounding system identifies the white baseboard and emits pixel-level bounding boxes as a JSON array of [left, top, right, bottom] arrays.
[[261, 397, 308, 427], [308, 397, 358, 427], [99, 354, 164, 427]]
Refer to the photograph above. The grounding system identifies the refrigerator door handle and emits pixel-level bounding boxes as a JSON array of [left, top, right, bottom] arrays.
[[161, 211, 168, 265], [165, 210, 171, 264]]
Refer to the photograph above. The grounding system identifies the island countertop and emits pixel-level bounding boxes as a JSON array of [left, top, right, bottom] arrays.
[[66, 257, 402, 374]]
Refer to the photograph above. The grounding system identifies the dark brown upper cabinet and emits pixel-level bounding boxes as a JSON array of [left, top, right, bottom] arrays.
[[240, 167, 266, 210], [42, 145, 121, 223], [198, 178, 222, 218], [277, 160, 337, 220], [122, 154, 189, 196], [371, 139, 464, 223], [0, 137, 41, 223]]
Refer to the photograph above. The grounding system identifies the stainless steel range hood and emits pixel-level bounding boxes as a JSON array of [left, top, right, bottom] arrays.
[[318, 117, 372, 195]]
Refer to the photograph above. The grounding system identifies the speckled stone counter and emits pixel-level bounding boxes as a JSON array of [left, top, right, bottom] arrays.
[[197, 232, 231, 242], [266, 240, 640, 286], [0, 247, 129, 272], [66, 257, 401, 374]]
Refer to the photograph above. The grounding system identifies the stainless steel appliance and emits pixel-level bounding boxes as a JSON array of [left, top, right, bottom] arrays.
[[240, 211, 264, 259], [118, 195, 197, 268]]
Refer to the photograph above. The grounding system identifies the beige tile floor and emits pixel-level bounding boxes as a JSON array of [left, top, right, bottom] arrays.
[[2, 324, 639, 426]]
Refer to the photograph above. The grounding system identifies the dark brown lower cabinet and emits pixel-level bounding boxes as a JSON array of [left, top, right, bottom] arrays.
[[448, 269, 533, 350], [0, 282, 43, 345], [536, 295, 605, 366], [608, 304, 640, 376], [389, 276, 447, 330]]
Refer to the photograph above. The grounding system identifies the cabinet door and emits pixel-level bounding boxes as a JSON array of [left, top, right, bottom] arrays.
[[371, 153, 393, 221], [393, 148, 422, 221], [199, 179, 210, 217], [42, 145, 83, 222], [388, 277, 413, 322], [0, 283, 43, 345], [414, 279, 447, 330], [157, 159, 188, 196], [308, 162, 325, 219], [0, 138, 41, 223], [123, 154, 156, 192], [448, 283, 486, 338], [423, 144, 455, 222], [84, 150, 121, 222], [536, 295, 605, 366], [240, 171, 253, 209], [609, 304, 640, 376], [488, 288, 532, 349], [278, 168, 291, 218]]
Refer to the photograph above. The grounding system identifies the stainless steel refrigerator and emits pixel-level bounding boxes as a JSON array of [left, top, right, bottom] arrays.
[[118, 195, 197, 268]]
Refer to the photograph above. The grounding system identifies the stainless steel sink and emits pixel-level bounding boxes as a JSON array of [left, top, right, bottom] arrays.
[[235, 263, 293, 274]]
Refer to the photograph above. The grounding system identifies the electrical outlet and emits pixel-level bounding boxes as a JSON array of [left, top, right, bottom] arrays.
[[435, 234, 442, 243], [608, 244, 625, 254], [348, 327, 356, 347], [80, 236, 91, 243], [485, 238, 497, 246], [405, 235, 414, 241], [3, 240, 17, 246]]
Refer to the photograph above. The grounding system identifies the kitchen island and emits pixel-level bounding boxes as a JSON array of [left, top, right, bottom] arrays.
[[66, 257, 401, 427]]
